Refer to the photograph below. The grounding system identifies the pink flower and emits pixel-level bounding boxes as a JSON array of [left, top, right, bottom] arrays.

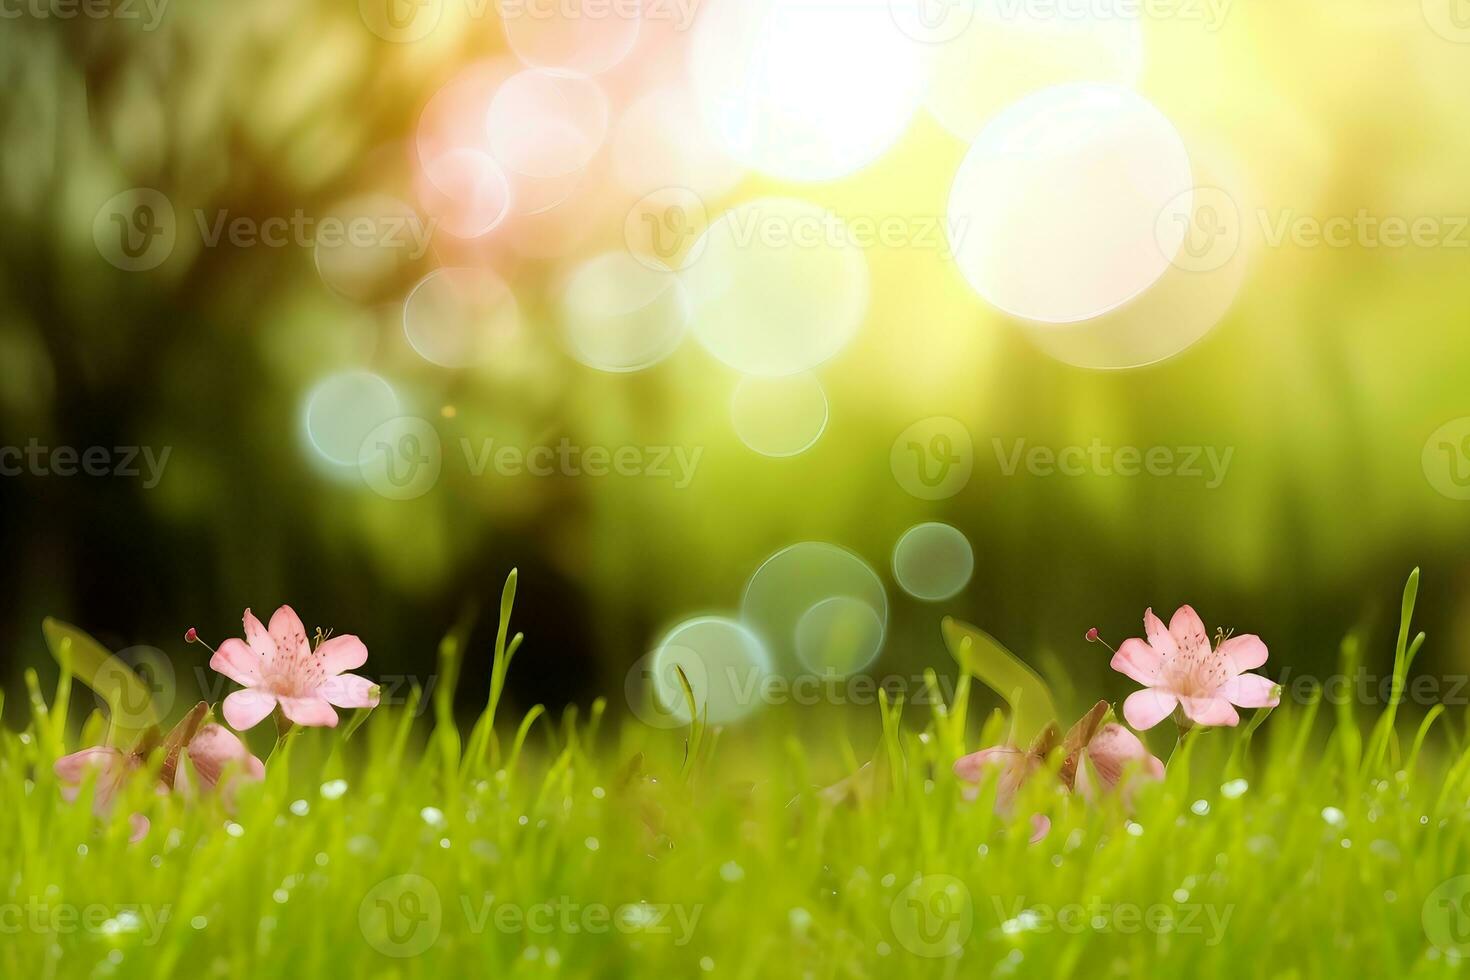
[[953, 702, 1164, 838], [54, 707, 266, 839], [1111, 605, 1280, 730], [54, 747, 151, 842], [953, 744, 1043, 814], [1071, 723, 1166, 801], [175, 724, 267, 799], [210, 606, 380, 730]]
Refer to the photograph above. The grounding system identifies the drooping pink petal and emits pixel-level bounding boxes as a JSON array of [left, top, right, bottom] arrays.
[[316, 634, 369, 675], [1122, 689, 1178, 730], [320, 673, 380, 709], [54, 746, 125, 784], [1219, 672, 1280, 708], [1078, 723, 1165, 798], [1179, 695, 1239, 727], [269, 606, 311, 666], [184, 724, 266, 789], [54, 747, 135, 814], [1028, 813, 1051, 844], [953, 746, 1020, 783], [210, 638, 262, 687], [128, 813, 150, 843], [1111, 638, 1162, 685], [1143, 608, 1178, 658], [223, 689, 278, 730], [1218, 633, 1268, 674], [243, 608, 276, 664], [1168, 605, 1210, 658], [278, 696, 339, 728]]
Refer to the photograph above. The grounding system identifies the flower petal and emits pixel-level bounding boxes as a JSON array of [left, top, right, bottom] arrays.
[[317, 634, 368, 675], [320, 673, 380, 709], [1122, 689, 1178, 730], [1028, 813, 1051, 844], [1219, 672, 1280, 708], [1080, 724, 1166, 797], [54, 746, 124, 785], [279, 696, 339, 728], [953, 746, 1019, 782], [223, 689, 277, 731], [185, 724, 266, 788], [1143, 608, 1178, 658], [243, 608, 275, 664], [269, 606, 311, 665], [1111, 638, 1162, 685], [1169, 605, 1210, 658], [128, 813, 151, 843], [210, 638, 261, 687], [1180, 696, 1239, 727], [1218, 633, 1268, 674]]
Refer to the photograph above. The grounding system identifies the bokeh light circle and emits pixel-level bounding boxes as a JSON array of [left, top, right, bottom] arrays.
[[649, 617, 772, 725], [1016, 152, 1254, 369], [497, 0, 641, 76], [947, 83, 1194, 324], [314, 194, 430, 303], [795, 597, 886, 677], [742, 542, 888, 676], [303, 371, 400, 467], [415, 148, 513, 239], [684, 198, 870, 377], [892, 523, 974, 602], [558, 252, 690, 372], [611, 88, 745, 199], [730, 373, 828, 458], [924, 3, 1144, 142], [691, 0, 929, 181], [487, 70, 609, 180], [404, 267, 522, 368]]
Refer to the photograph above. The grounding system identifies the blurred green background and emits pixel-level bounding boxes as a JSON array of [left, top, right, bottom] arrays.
[[3, 0, 1470, 728]]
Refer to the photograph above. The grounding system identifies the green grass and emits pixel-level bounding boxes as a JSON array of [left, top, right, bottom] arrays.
[[4, 570, 1470, 978]]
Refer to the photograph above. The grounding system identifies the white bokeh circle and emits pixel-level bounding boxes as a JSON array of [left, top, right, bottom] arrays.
[[683, 197, 870, 377], [691, 0, 929, 182], [947, 83, 1194, 324]]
